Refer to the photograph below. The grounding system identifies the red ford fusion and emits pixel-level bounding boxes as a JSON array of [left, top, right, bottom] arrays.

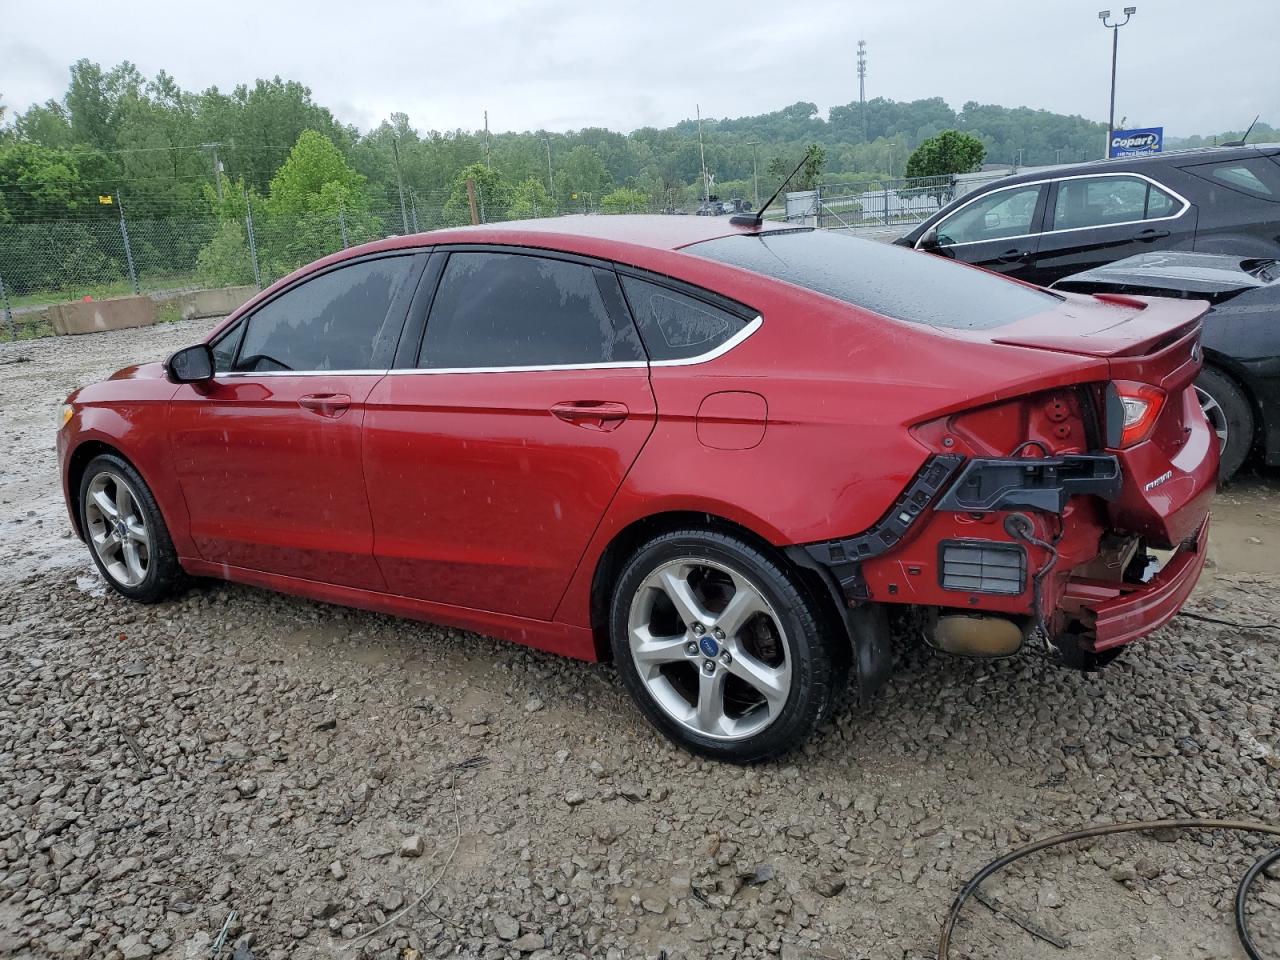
[[57, 216, 1216, 762]]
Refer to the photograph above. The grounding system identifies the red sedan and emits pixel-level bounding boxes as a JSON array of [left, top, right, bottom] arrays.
[[57, 217, 1217, 762]]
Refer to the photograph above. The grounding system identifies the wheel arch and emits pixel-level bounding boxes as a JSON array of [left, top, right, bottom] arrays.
[[585, 510, 852, 672], [65, 439, 140, 540]]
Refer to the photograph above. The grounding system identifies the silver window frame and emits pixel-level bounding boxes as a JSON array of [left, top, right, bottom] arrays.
[[915, 171, 1191, 250]]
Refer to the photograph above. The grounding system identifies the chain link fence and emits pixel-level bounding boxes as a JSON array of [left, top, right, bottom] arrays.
[[0, 185, 603, 340]]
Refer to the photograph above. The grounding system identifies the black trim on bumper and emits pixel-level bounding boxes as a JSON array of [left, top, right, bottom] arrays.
[[933, 454, 1122, 514]]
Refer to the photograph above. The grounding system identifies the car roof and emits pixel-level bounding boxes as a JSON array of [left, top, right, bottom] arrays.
[[993, 143, 1280, 187], [340, 214, 794, 260]]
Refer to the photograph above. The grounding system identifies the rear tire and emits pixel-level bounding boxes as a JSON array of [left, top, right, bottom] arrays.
[[1195, 366, 1253, 482], [78, 453, 185, 603], [609, 529, 847, 764]]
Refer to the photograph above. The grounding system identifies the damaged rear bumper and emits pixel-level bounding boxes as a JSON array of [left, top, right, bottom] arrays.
[[1060, 518, 1210, 651]]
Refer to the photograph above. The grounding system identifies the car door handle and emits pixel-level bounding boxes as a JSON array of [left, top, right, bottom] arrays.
[[1133, 228, 1170, 242], [298, 393, 352, 418], [997, 248, 1032, 263], [550, 400, 629, 431]]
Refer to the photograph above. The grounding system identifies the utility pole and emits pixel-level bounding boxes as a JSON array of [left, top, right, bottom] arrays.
[[856, 40, 868, 143], [391, 135, 409, 233], [746, 139, 761, 207], [541, 137, 554, 197], [201, 142, 224, 201], [696, 104, 710, 206], [1099, 8, 1137, 158], [483, 110, 491, 169]]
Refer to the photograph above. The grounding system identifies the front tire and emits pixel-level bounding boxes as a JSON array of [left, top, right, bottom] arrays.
[[609, 529, 847, 763], [1195, 366, 1253, 482], [78, 453, 185, 603]]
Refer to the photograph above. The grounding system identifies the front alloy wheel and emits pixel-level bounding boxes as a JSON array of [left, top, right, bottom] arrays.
[[85, 471, 151, 587], [610, 529, 847, 763]]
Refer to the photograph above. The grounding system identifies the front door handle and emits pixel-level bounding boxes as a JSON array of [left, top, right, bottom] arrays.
[[1133, 228, 1171, 242], [299, 393, 352, 418], [550, 400, 629, 431], [997, 248, 1032, 263]]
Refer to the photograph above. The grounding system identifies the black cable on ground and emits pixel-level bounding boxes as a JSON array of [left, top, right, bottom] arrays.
[[1176, 610, 1280, 631], [938, 819, 1280, 960]]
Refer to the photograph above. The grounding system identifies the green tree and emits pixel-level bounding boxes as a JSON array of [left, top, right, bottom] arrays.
[[600, 186, 650, 214], [443, 162, 513, 224], [266, 130, 367, 217], [508, 177, 554, 219], [905, 130, 986, 179]]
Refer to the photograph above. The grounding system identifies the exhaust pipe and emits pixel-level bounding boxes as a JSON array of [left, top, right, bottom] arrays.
[[927, 612, 1028, 659]]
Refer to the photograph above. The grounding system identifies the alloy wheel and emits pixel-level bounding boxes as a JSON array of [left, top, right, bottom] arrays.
[[84, 471, 151, 587], [626, 557, 791, 741], [1196, 385, 1229, 452]]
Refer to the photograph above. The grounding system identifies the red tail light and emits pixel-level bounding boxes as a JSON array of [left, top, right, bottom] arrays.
[[1114, 381, 1165, 447]]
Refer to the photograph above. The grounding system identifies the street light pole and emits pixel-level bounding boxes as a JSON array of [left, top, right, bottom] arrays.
[[746, 139, 760, 207], [1099, 7, 1137, 159], [541, 137, 554, 197]]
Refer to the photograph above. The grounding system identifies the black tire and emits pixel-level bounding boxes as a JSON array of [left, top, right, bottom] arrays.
[[77, 453, 185, 603], [1196, 366, 1253, 482], [608, 528, 848, 764]]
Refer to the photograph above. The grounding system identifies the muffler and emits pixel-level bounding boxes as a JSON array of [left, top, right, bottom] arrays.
[[926, 611, 1029, 658]]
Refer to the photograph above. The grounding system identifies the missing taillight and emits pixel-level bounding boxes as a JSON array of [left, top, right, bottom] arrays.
[[1112, 380, 1166, 447]]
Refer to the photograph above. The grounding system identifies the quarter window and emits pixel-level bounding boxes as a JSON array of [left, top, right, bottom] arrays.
[[933, 185, 1042, 245], [1051, 176, 1180, 230], [618, 276, 747, 362], [234, 257, 416, 372], [1186, 157, 1280, 201], [210, 322, 244, 373], [419, 252, 644, 368]]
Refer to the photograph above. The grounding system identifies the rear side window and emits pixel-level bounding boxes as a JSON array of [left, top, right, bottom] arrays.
[[1185, 157, 1280, 201], [1051, 176, 1180, 230], [689, 230, 1060, 330], [234, 256, 416, 372], [619, 277, 747, 361], [419, 252, 644, 368]]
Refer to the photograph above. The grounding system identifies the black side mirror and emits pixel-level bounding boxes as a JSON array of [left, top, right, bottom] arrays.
[[918, 226, 941, 249], [166, 344, 215, 384]]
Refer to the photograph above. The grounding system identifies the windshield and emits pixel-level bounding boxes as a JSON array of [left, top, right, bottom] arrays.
[[687, 229, 1061, 330]]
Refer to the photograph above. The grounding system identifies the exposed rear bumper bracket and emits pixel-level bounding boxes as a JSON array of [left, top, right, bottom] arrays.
[[933, 453, 1122, 515]]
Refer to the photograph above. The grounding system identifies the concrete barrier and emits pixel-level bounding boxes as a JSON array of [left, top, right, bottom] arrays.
[[154, 286, 257, 321], [47, 296, 157, 336]]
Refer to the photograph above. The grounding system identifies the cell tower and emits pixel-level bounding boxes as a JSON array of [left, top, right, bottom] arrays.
[[857, 40, 868, 142]]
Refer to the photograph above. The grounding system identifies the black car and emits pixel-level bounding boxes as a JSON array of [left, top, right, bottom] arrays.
[[1051, 251, 1280, 480], [897, 145, 1280, 287]]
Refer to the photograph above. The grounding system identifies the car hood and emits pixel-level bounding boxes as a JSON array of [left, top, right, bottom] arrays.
[[1051, 252, 1280, 302], [108, 361, 167, 381]]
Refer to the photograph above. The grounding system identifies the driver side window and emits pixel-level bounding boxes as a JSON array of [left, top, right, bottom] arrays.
[[935, 185, 1043, 246], [232, 256, 416, 372]]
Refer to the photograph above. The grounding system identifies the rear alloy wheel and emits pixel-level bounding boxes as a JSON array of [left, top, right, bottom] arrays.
[[610, 529, 846, 763], [78, 453, 185, 603], [1195, 366, 1253, 482]]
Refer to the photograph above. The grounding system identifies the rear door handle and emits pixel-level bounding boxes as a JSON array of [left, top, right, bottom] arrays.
[[1133, 228, 1171, 241], [299, 393, 352, 418], [550, 400, 629, 431], [997, 248, 1032, 263]]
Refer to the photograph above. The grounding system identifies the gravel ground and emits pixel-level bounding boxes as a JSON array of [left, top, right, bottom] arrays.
[[2, 321, 1279, 960]]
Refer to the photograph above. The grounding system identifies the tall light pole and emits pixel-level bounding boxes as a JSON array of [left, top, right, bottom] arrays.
[[887, 143, 898, 180], [696, 104, 710, 205], [540, 137, 554, 197], [746, 139, 760, 207], [1099, 7, 1137, 159]]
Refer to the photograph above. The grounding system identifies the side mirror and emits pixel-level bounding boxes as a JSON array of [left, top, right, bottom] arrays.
[[166, 344, 215, 384], [919, 226, 941, 249]]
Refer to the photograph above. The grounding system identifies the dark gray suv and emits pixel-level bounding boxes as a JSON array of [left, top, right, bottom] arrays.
[[896, 145, 1280, 287]]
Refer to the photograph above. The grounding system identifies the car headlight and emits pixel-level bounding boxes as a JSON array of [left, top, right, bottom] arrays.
[[59, 404, 74, 428]]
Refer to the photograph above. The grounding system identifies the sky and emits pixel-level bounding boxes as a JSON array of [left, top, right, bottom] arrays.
[[2, 0, 1276, 139]]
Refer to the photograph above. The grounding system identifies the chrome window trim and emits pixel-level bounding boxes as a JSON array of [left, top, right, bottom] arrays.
[[216, 369, 389, 378], [383, 315, 764, 376], [915, 171, 1191, 250]]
